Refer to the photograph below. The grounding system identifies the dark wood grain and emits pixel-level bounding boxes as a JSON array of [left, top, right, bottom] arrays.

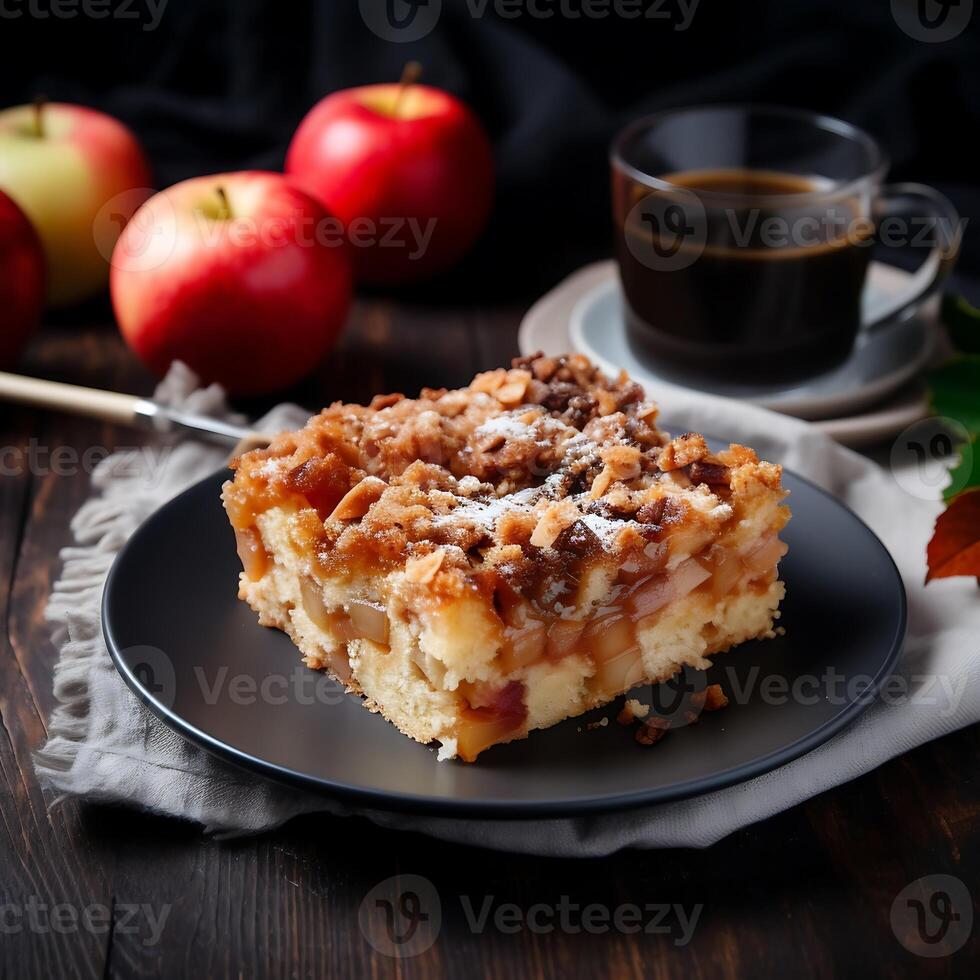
[[1, 303, 977, 979]]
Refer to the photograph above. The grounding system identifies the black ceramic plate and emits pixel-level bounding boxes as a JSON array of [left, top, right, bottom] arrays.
[[103, 462, 906, 818]]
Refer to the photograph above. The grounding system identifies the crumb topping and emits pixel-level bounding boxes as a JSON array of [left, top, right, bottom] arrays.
[[223, 353, 786, 605]]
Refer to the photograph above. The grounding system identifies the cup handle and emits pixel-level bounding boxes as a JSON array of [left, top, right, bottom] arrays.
[[862, 182, 962, 331]]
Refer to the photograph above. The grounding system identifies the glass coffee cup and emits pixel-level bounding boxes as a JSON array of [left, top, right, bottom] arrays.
[[611, 105, 960, 385]]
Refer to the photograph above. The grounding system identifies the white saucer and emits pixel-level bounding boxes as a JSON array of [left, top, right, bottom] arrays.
[[519, 260, 936, 447]]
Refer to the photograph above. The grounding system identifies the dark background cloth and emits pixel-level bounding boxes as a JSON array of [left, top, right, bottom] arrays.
[[1, 0, 977, 301]]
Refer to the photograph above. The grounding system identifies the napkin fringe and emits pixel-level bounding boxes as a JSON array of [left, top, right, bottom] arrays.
[[34, 539, 120, 786], [33, 366, 325, 837], [34, 362, 224, 794]]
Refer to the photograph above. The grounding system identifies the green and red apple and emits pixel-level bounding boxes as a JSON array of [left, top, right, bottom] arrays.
[[0, 101, 151, 307]]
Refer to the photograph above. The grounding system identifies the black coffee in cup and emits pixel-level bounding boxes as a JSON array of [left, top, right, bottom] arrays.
[[613, 166, 874, 383]]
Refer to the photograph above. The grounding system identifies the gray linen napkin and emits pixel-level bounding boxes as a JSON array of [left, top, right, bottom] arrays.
[[34, 363, 980, 855]]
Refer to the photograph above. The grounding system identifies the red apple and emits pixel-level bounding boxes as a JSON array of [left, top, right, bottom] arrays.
[[0, 189, 45, 367], [110, 171, 352, 396], [0, 101, 151, 307], [286, 75, 493, 284]]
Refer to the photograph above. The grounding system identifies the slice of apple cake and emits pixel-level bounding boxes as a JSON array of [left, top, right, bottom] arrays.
[[222, 353, 789, 761]]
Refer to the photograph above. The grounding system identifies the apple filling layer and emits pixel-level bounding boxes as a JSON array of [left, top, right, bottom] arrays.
[[237, 505, 785, 762], [224, 353, 790, 761]]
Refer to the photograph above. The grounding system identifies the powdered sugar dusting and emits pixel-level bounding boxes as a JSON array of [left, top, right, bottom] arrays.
[[578, 512, 629, 549], [257, 457, 287, 479], [474, 415, 534, 440], [433, 483, 638, 554]]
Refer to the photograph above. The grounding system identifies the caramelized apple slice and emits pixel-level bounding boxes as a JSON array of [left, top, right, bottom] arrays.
[[324, 647, 353, 684], [494, 586, 531, 629], [234, 526, 269, 581], [743, 535, 789, 578], [455, 680, 527, 762], [582, 614, 635, 663], [703, 546, 743, 598], [456, 710, 525, 762], [300, 577, 333, 630], [629, 558, 711, 620], [498, 622, 547, 674], [546, 618, 587, 660], [617, 541, 667, 584], [589, 645, 645, 699], [302, 580, 391, 647], [347, 601, 389, 646], [286, 455, 350, 519]]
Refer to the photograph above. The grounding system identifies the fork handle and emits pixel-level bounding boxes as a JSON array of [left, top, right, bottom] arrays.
[[0, 370, 141, 426]]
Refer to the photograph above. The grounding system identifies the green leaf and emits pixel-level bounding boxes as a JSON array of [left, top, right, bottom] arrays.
[[942, 294, 980, 355], [929, 356, 980, 438], [944, 436, 980, 501]]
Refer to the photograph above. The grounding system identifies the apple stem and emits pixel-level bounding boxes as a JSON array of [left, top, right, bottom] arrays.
[[393, 61, 422, 118], [32, 95, 46, 139], [215, 186, 233, 221]]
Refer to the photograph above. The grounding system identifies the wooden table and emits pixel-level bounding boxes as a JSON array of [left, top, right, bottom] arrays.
[[2, 301, 977, 978]]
